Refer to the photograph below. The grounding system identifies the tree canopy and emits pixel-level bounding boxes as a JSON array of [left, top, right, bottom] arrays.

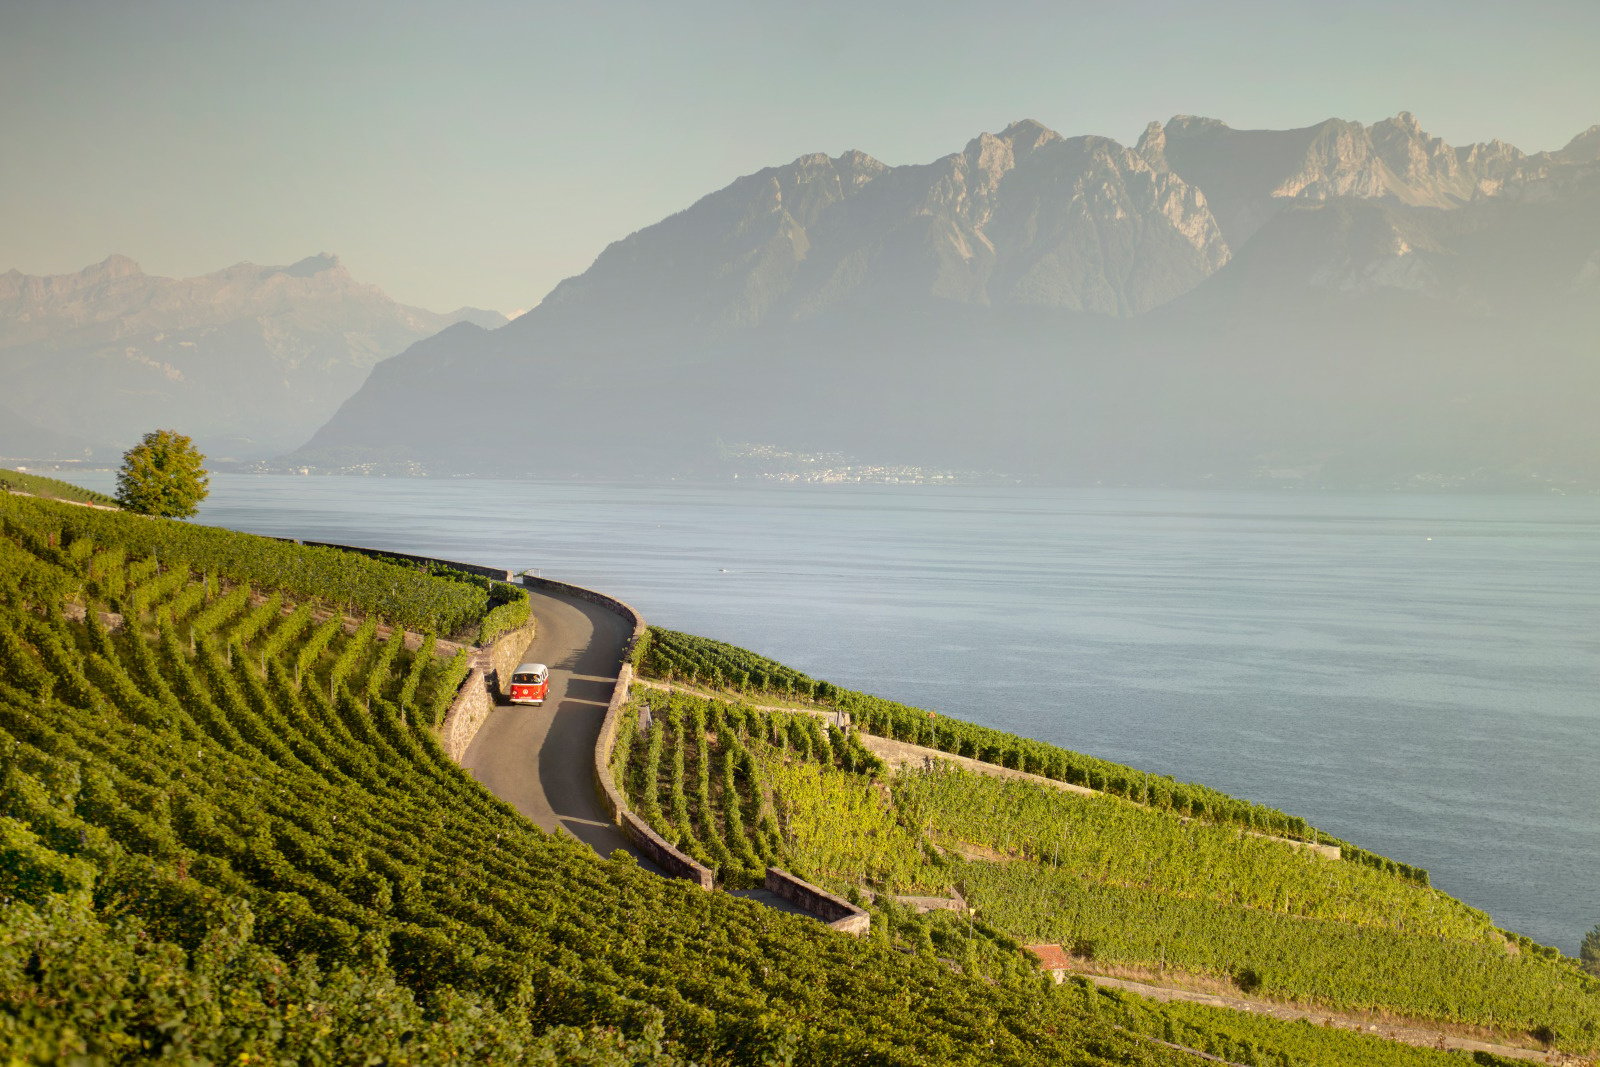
[[115, 429, 210, 518]]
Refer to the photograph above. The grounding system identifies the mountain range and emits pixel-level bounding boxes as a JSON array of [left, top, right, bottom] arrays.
[[0, 254, 504, 460], [288, 111, 1600, 488], [12, 111, 1595, 486]]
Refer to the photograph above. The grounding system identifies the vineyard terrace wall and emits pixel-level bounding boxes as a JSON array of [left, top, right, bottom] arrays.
[[308, 559, 711, 885], [437, 621, 539, 763], [519, 575, 716, 889], [285, 540, 530, 761], [764, 868, 870, 936]]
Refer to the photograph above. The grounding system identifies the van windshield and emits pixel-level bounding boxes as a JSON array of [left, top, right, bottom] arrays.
[[512, 673, 538, 684]]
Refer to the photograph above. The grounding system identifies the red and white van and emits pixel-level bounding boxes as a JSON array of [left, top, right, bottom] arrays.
[[508, 662, 549, 706]]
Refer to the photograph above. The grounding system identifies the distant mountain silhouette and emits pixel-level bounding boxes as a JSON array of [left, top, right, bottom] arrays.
[[0, 255, 505, 460], [289, 113, 1600, 487]]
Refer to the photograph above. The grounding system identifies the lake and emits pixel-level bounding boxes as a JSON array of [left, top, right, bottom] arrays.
[[63, 472, 1600, 953]]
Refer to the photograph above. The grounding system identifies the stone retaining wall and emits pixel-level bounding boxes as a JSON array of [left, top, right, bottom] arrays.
[[520, 575, 647, 659], [592, 664, 632, 824], [483, 621, 538, 699], [285, 540, 531, 761], [522, 575, 717, 890], [295, 549, 869, 924], [436, 621, 539, 763], [539, 573, 871, 923], [264, 544, 710, 886], [622, 811, 714, 889], [763, 868, 871, 935]]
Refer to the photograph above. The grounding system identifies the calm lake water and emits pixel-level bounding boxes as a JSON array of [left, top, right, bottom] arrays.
[[65, 472, 1600, 953]]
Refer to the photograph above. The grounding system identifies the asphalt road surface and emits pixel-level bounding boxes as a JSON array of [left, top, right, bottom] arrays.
[[461, 587, 642, 860], [462, 585, 804, 913]]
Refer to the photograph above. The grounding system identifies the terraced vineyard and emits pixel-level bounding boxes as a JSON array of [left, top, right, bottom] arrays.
[[1, 492, 497, 637], [1059, 980, 1534, 1067], [615, 691, 896, 888], [635, 627, 1423, 882], [0, 468, 117, 508], [628, 631, 1600, 1056], [1, 493, 1200, 1064]]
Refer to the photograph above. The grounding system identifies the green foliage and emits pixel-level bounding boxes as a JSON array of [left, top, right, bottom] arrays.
[[640, 627, 819, 697], [0, 817, 96, 905], [0, 493, 489, 636], [763, 751, 946, 894], [0, 467, 117, 507], [1583, 923, 1600, 977], [616, 689, 1600, 1051], [369, 555, 530, 645], [896, 766, 1484, 938], [0, 524, 1199, 1064], [1, 894, 694, 1064], [1059, 979, 1493, 1067], [637, 626, 1429, 884], [619, 693, 892, 889], [114, 429, 210, 518], [6, 521, 1591, 1062], [424, 646, 473, 728], [477, 583, 532, 644]]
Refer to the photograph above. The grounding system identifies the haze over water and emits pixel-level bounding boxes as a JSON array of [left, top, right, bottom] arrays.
[[70, 472, 1600, 952]]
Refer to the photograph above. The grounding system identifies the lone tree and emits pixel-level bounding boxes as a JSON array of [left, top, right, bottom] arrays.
[[1583, 923, 1600, 977], [116, 429, 210, 518]]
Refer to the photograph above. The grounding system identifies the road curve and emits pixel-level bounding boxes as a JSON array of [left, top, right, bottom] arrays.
[[460, 587, 639, 860], [459, 586, 858, 918]]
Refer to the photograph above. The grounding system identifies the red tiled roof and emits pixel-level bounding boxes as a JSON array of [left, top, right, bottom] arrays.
[[1023, 943, 1072, 970]]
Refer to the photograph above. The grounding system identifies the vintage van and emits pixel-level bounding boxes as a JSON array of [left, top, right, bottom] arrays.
[[508, 662, 550, 706]]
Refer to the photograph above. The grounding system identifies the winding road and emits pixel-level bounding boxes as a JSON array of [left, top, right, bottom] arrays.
[[461, 583, 799, 908], [460, 586, 642, 860], [455, 584, 1559, 1063]]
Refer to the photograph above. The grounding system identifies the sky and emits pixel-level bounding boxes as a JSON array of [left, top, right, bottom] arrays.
[[4, 0, 1598, 314]]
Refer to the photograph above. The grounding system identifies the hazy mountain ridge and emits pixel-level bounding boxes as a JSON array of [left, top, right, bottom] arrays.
[[0, 255, 505, 459], [528, 111, 1594, 334], [534, 120, 1227, 327], [283, 112, 1600, 486]]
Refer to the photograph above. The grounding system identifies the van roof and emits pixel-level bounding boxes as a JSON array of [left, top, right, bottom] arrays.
[[514, 662, 548, 674]]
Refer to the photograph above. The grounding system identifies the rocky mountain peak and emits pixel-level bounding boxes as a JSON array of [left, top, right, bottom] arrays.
[[522, 111, 1600, 338], [1557, 125, 1600, 162], [961, 132, 1019, 194], [1369, 111, 1461, 191], [959, 121, 1064, 199], [94, 253, 145, 279], [0, 254, 147, 303], [832, 149, 889, 187], [1135, 121, 1168, 170], [1385, 110, 1424, 134], [0, 254, 504, 459], [774, 150, 887, 191], [1145, 110, 1591, 244], [291, 110, 1600, 489], [1163, 115, 1230, 139], [997, 119, 1061, 154], [281, 252, 343, 278], [836, 148, 885, 170]]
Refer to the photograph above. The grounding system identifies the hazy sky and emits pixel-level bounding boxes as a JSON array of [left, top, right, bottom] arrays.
[[4, 0, 1597, 313]]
